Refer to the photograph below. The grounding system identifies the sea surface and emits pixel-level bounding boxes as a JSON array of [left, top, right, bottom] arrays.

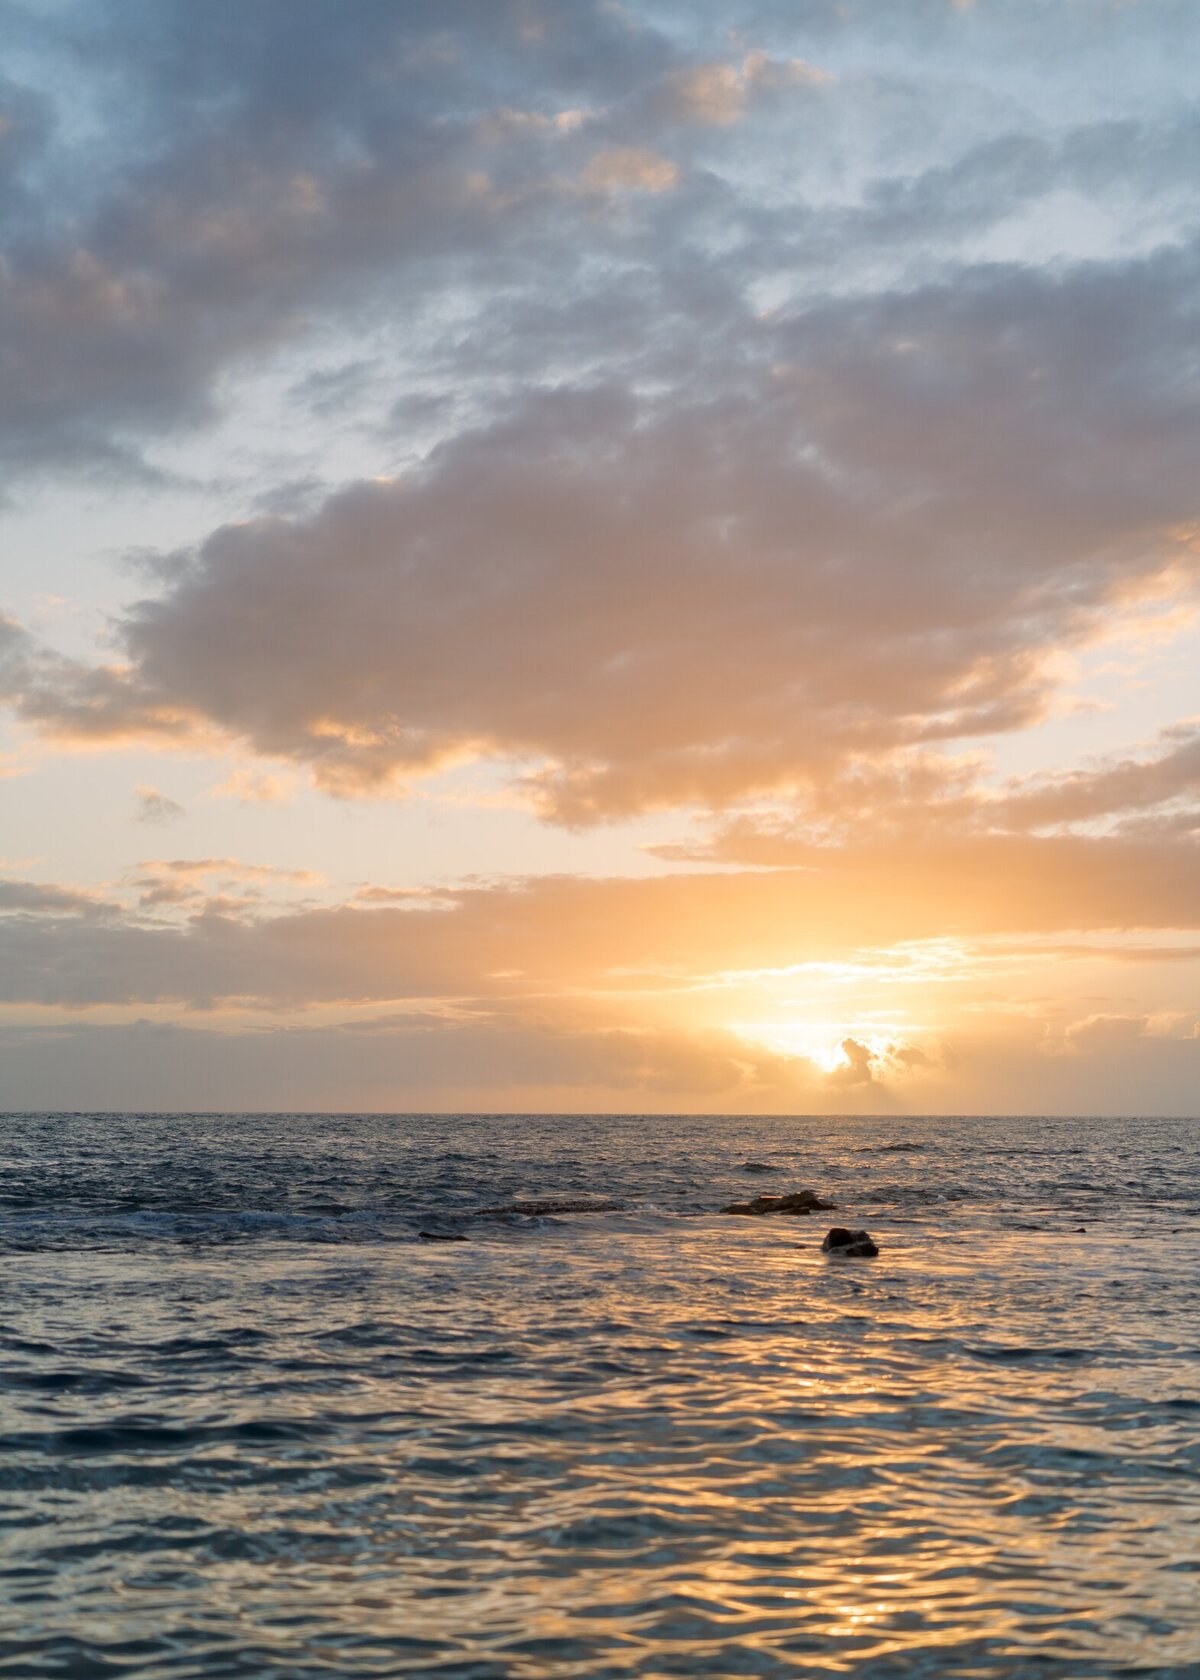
[[1, 1111, 1198, 1679]]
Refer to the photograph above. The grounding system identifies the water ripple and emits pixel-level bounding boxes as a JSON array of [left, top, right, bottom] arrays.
[[0, 1112, 1196, 1677]]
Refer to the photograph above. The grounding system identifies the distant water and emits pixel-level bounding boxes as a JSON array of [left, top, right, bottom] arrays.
[[1, 1112, 1198, 1679]]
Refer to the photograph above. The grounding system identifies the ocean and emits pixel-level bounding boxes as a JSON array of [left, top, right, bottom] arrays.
[[1, 1111, 1197, 1678]]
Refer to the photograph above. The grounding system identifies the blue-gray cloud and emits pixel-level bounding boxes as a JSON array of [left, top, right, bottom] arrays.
[[3, 0, 1199, 476]]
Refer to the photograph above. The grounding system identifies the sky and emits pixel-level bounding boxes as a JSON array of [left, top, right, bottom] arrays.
[[1, 0, 1199, 1115]]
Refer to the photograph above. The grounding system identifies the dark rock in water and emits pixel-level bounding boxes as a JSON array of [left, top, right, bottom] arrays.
[[722, 1190, 836, 1216], [821, 1226, 879, 1257], [472, 1198, 626, 1218], [418, 1229, 468, 1242], [740, 1161, 778, 1173]]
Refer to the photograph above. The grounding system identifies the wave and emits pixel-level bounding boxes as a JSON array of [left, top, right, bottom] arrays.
[[854, 1141, 929, 1153]]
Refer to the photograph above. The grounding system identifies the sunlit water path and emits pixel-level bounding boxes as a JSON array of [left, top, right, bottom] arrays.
[[1, 1112, 1197, 1677]]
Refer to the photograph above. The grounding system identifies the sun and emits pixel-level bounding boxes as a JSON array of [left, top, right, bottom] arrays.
[[731, 1021, 897, 1072]]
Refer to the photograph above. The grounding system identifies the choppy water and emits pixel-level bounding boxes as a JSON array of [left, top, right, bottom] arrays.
[[1, 1112, 1198, 1679]]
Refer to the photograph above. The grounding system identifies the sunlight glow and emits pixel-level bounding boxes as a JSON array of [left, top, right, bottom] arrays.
[[731, 1021, 908, 1072]]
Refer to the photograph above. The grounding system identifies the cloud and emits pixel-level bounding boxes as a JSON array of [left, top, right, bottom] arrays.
[[0, 0, 676, 473], [2, 839, 1199, 1107], [0, 879, 115, 918], [0, 1011, 823, 1113], [3, 1, 1198, 483], [633, 714, 1200, 855], [211, 766, 295, 804], [125, 856, 321, 910], [995, 725, 1200, 831], [1, 995, 1197, 1115], [579, 146, 678, 193], [655, 53, 830, 128], [828, 1036, 877, 1087], [6, 228, 1199, 820], [134, 784, 185, 824], [4, 830, 1200, 1012], [1062, 1012, 1151, 1052]]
